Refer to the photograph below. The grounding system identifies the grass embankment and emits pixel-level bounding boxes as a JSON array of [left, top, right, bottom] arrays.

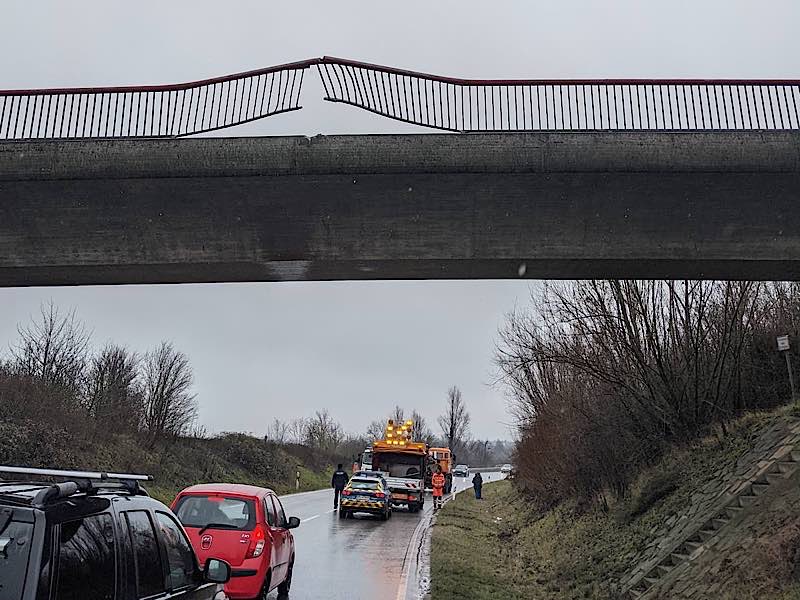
[[432, 409, 800, 600], [0, 421, 333, 505]]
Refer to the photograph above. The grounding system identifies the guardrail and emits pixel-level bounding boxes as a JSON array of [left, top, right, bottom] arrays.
[[2, 56, 798, 139]]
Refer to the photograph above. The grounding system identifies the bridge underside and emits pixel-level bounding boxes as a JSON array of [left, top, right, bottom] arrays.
[[1, 132, 799, 286]]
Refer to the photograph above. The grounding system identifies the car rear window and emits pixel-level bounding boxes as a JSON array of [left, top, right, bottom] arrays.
[[349, 480, 381, 490], [0, 520, 34, 600], [174, 495, 256, 531]]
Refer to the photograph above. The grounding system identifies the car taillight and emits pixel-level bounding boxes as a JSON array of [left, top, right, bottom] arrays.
[[342, 490, 352, 496], [246, 524, 266, 559], [374, 492, 386, 498]]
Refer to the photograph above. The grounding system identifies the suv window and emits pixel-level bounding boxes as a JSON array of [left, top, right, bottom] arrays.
[[54, 513, 115, 600], [0, 518, 34, 600], [125, 511, 166, 598], [155, 512, 197, 590]]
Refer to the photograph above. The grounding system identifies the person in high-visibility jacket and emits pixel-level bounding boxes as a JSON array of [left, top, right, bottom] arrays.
[[431, 466, 446, 510]]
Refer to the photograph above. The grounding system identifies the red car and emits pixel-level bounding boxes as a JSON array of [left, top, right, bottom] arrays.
[[172, 483, 300, 599]]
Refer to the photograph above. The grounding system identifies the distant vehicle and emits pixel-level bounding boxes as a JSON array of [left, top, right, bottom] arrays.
[[453, 464, 470, 477], [360, 447, 373, 471], [339, 475, 392, 520], [173, 483, 300, 600], [0, 465, 231, 600], [501, 464, 513, 474]]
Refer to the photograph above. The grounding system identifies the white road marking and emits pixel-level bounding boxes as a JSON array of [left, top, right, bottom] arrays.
[[301, 514, 320, 523]]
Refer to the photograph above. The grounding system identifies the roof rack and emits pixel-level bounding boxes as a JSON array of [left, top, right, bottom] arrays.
[[0, 466, 154, 506], [0, 466, 152, 481]]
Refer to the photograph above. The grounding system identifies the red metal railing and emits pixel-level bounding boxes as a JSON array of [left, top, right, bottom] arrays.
[[317, 57, 800, 132], [1, 57, 799, 139], [0, 59, 314, 140]]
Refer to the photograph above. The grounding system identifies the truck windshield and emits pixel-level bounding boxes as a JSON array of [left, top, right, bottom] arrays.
[[0, 521, 34, 600], [372, 452, 424, 478]]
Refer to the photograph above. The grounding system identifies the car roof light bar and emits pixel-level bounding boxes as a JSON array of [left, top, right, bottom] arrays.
[[0, 465, 153, 482]]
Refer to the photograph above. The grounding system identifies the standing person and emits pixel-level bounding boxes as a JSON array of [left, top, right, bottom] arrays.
[[472, 471, 483, 500], [331, 464, 349, 509], [431, 466, 446, 510]]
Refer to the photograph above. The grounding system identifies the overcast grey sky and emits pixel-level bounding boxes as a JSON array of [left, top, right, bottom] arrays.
[[1, 1, 799, 439]]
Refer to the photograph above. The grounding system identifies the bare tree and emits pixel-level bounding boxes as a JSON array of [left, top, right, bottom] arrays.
[[286, 418, 307, 444], [85, 344, 142, 432], [391, 405, 405, 424], [265, 418, 290, 444], [12, 302, 90, 399], [438, 386, 471, 452], [365, 419, 386, 441], [410, 410, 435, 445], [142, 342, 197, 443], [303, 410, 343, 452]]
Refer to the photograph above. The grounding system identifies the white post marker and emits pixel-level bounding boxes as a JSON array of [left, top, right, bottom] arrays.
[[777, 335, 797, 407]]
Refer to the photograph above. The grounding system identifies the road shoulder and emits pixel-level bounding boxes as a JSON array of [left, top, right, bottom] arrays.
[[429, 480, 526, 600]]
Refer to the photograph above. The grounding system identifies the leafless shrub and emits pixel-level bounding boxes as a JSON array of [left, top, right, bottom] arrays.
[[85, 344, 142, 433], [496, 280, 790, 506]]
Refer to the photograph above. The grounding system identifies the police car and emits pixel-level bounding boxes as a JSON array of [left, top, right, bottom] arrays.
[[338, 474, 392, 521]]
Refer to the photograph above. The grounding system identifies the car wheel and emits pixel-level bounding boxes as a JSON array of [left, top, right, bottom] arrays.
[[277, 558, 293, 597], [339, 509, 347, 519]]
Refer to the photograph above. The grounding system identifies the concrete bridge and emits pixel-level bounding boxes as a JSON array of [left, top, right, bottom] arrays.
[[1, 131, 799, 287]]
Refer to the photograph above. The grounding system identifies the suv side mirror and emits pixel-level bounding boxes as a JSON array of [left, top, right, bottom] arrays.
[[204, 558, 231, 583], [286, 516, 300, 529]]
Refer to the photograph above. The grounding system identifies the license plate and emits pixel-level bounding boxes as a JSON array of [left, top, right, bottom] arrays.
[[392, 492, 408, 500]]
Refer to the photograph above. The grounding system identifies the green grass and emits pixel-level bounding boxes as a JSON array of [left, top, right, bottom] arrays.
[[431, 482, 533, 600], [431, 408, 800, 600]]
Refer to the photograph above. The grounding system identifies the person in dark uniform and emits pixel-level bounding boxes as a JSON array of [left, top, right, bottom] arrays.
[[331, 464, 349, 509], [472, 471, 483, 500]]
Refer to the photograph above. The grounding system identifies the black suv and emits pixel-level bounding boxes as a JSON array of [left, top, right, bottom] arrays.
[[0, 466, 232, 600]]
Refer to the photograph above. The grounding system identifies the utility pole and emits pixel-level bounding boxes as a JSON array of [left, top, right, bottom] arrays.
[[777, 335, 797, 408]]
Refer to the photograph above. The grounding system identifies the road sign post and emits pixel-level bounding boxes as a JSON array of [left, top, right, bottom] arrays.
[[296, 469, 300, 491], [777, 336, 797, 408]]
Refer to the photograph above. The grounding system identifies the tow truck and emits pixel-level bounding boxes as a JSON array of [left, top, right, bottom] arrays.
[[369, 419, 427, 512]]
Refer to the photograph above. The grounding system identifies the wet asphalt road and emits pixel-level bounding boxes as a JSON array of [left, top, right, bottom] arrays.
[[273, 471, 505, 600]]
